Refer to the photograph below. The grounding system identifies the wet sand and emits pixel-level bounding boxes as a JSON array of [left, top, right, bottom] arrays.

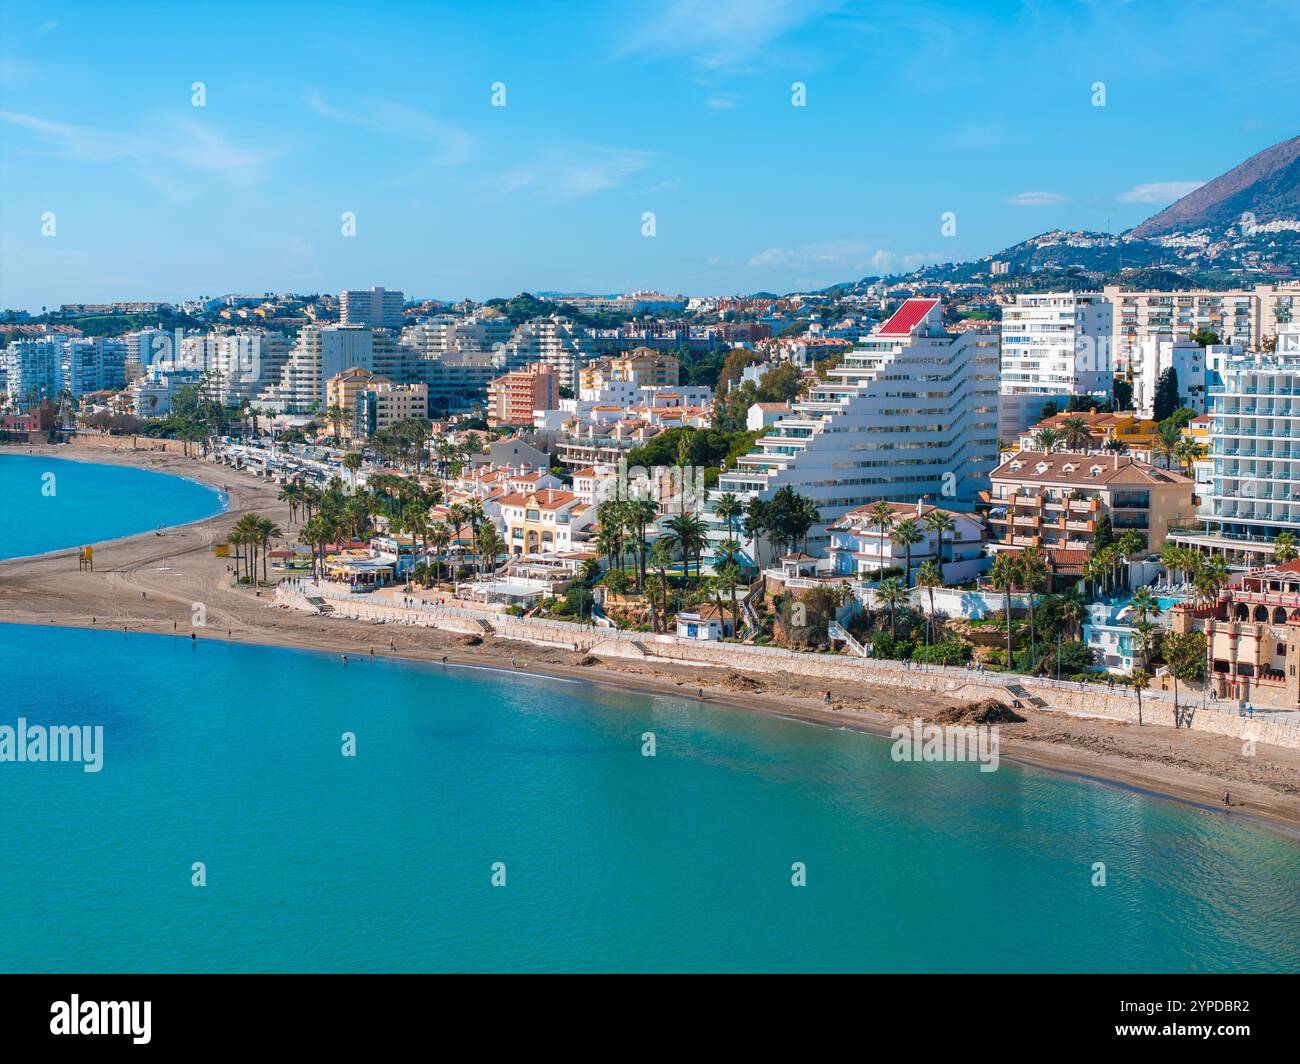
[[3, 440, 1298, 834]]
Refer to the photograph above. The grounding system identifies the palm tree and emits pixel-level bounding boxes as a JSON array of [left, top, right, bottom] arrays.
[[428, 523, 451, 584], [1059, 415, 1092, 451], [1274, 531, 1298, 565], [257, 517, 282, 584], [474, 523, 503, 578], [1133, 619, 1158, 670], [1160, 542, 1187, 587], [278, 482, 305, 525], [922, 508, 955, 569], [1018, 546, 1048, 666], [1057, 596, 1083, 641], [915, 560, 943, 645], [892, 517, 923, 587], [1152, 423, 1182, 470], [876, 577, 906, 639], [650, 537, 676, 629], [1130, 586, 1159, 625], [988, 553, 1018, 667], [714, 492, 742, 540], [715, 556, 743, 638], [665, 512, 706, 581], [868, 500, 895, 580], [1199, 554, 1229, 605], [325, 404, 347, 444], [343, 451, 364, 491], [1033, 427, 1061, 453], [1174, 437, 1204, 477], [1127, 667, 1150, 726]]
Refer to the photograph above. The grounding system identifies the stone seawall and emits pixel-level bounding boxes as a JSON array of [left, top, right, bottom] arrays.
[[275, 585, 1300, 751]]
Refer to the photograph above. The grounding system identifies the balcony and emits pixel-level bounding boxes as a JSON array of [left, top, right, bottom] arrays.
[[1066, 519, 1095, 533]]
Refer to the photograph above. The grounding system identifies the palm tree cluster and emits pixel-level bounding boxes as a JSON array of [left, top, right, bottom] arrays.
[[228, 513, 283, 585], [1157, 543, 1230, 605], [1081, 527, 1148, 598]]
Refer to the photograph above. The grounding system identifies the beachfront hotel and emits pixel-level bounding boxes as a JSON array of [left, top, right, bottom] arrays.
[[1170, 335, 1300, 564], [709, 298, 1000, 564]]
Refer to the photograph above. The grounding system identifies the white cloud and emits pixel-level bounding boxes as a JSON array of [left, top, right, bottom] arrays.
[[1117, 181, 1204, 205], [1005, 191, 1068, 207], [0, 110, 269, 186], [499, 147, 651, 200], [304, 92, 474, 165], [621, 0, 830, 70]]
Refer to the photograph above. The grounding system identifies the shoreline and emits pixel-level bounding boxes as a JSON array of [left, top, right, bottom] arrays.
[[3, 439, 1300, 836]]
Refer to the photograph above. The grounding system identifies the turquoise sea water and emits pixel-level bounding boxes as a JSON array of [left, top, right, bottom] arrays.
[[0, 453, 225, 560], [2, 623, 1298, 973]]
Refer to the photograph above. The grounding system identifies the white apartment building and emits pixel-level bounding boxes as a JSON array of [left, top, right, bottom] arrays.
[[256, 325, 416, 413], [59, 337, 127, 398], [998, 291, 1112, 438], [339, 287, 405, 329], [1171, 345, 1300, 561], [710, 298, 1000, 564], [175, 331, 293, 406], [3, 338, 60, 409], [1131, 337, 1243, 419], [499, 316, 599, 389], [1102, 283, 1300, 369]]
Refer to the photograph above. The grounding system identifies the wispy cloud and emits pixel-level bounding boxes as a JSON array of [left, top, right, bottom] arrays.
[[304, 92, 474, 165], [621, 0, 831, 70], [1117, 180, 1204, 204], [0, 110, 269, 185], [499, 147, 651, 200], [746, 241, 937, 276], [1005, 191, 1069, 207]]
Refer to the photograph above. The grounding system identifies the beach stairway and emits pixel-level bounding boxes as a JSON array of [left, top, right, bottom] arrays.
[[305, 596, 334, 615], [1006, 683, 1048, 709], [828, 620, 867, 657], [475, 618, 495, 636], [740, 578, 764, 634]]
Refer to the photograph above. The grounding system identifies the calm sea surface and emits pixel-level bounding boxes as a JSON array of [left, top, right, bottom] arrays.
[[2, 621, 1297, 973], [0, 453, 225, 559]]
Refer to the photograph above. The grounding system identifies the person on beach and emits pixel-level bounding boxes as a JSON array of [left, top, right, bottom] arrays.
[[698, 688, 704, 700], [191, 632, 196, 642], [441, 656, 447, 664], [824, 691, 832, 705], [341, 654, 348, 664], [1223, 791, 1231, 806]]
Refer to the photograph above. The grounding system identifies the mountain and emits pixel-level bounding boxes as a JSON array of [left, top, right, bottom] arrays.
[[1129, 135, 1300, 239], [811, 135, 1300, 295]]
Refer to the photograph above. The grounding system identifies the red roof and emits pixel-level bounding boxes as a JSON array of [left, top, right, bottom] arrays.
[[878, 298, 940, 336]]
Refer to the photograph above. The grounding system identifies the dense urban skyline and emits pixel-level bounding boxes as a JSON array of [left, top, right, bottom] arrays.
[[3, 0, 1298, 311]]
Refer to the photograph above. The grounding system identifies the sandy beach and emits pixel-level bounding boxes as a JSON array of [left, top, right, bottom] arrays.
[[3, 439, 1299, 834]]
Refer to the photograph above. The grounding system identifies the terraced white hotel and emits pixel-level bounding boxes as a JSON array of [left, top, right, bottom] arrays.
[[709, 298, 1000, 563]]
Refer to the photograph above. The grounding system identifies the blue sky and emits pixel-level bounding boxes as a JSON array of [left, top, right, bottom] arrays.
[[2, 0, 1298, 311]]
